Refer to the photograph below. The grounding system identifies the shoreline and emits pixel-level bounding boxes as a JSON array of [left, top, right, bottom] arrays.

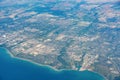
[[0, 47, 106, 80]]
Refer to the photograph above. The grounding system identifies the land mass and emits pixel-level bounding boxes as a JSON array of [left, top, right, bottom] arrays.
[[0, 0, 120, 80]]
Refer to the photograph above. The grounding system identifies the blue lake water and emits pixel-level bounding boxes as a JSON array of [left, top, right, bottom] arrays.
[[0, 47, 105, 80]]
